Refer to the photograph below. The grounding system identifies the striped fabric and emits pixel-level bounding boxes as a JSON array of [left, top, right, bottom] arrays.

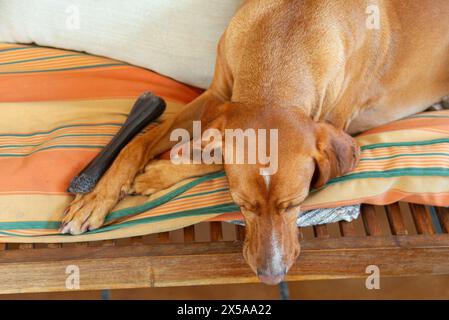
[[1, 43, 449, 242]]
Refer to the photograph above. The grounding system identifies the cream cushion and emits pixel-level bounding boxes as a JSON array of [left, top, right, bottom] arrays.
[[0, 0, 242, 88]]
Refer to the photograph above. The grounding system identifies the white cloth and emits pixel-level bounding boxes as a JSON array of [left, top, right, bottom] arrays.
[[230, 205, 361, 227], [0, 0, 243, 88]]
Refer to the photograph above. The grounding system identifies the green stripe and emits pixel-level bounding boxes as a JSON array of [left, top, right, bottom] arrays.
[[0, 53, 84, 66], [0, 63, 127, 74], [361, 152, 449, 161], [326, 167, 449, 186], [0, 122, 122, 137], [104, 171, 227, 222], [0, 46, 33, 53], [0, 172, 228, 232], [90, 203, 239, 235], [0, 230, 32, 237], [0, 220, 60, 230], [175, 187, 230, 200], [406, 115, 449, 119], [0, 133, 115, 149], [0, 144, 105, 157], [0, 202, 239, 237], [361, 138, 449, 150]]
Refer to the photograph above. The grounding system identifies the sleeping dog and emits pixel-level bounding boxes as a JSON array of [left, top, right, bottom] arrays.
[[61, 0, 449, 285]]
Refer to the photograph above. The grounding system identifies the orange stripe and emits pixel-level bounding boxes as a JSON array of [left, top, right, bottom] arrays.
[[0, 56, 119, 71], [0, 51, 75, 63], [362, 146, 449, 156], [299, 190, 449, 211], [1, 66, 202, 103], [359, 118, 449, 136], [0, 149, 97, 193], [0, 125, 122, 142], [131, 193, 233, 220], [355, 162, 449, 172]]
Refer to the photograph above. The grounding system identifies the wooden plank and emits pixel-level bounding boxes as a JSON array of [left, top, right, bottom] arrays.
[[18, 243, 34, 249], [409, 204, 435, 235], [385, 203, 408, 235], [157, 232, 170, 243], [235, 225, 245, 241], [183, 226, 195, 242], [313, 225, 329, 238], [0, 243, 6, 250], [74, 242, 89, 247], [1, 234, 449, 294], [3, 234, 449, 263], [298, 227, 304, 240], [339, 221, 357, 237], [436, 207, 449, 233], [46, 243, 62, 249], [129, 236, 144, 245], [210, 222, 223, 242], [101, 240, 116, 246], [361, 204, 382, 236]]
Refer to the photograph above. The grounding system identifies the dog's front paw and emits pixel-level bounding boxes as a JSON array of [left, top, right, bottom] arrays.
[[60, 192, 116, 235]]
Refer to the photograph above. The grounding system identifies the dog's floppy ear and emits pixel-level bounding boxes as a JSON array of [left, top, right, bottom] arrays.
[[312, 122, 360, 189]]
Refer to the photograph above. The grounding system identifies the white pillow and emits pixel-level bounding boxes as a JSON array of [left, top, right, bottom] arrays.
[[0, 0, 242, 88]]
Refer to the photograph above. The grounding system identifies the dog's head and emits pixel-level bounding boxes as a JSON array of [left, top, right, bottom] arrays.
[[200, 102, 359, 285]]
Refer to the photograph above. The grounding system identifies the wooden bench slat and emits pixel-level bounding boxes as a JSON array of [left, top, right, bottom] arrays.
[[298, 227, 304, 240], [183, 226, 195, 242], [74, 242, 89, 247], [385, 203, 408, 235], [436, 207, 449, 233], [361, 204, 382, 236], [46, 243, 62, 249], [18, 243, 34, 249], [102, 240, 116, 247], [129, 236, 144, 245], [2, 234, 449, 293], [409, 204, 435, 235], [339, 220, 357, 237], [157, 232, 170, 243], [235, 225, 245, 241], [210, 222, 223, 242], [313, 224, 330, 238]]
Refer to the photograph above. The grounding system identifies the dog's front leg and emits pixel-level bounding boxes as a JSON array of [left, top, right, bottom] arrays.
[[60, 90, 222, 234], [132, 160, 223, 195]]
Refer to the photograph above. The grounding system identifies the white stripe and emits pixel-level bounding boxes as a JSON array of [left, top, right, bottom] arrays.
[[270, 231, 284, 274]]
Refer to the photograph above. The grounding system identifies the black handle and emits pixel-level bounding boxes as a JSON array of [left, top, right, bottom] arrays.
[[68, 92, 166, 194]]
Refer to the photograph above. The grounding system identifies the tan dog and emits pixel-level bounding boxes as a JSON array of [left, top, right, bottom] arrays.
[[61, 0, 449, 285]]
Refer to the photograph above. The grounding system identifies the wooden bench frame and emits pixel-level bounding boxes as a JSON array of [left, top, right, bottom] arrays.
[[1, 204, 448, 294]]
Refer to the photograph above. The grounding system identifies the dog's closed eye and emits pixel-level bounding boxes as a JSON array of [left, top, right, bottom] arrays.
[[281, 204, 301, 218], [277, 192, 306, 214], [231, 192, 260, 213]]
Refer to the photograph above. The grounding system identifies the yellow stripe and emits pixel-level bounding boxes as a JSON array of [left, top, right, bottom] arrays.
[[0, 99, 182, 134]]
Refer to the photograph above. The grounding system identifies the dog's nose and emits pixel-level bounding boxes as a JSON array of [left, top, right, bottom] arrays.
[[257, 269, 286, 285]]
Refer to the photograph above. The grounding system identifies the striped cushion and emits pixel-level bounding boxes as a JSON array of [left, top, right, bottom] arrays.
[[1, 43, 449, 242]]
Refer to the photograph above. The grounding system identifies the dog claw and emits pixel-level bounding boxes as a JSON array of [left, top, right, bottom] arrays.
[[60, 222, 72, 234], [60, 192, 115, 235], [81, 221, 90, 233]]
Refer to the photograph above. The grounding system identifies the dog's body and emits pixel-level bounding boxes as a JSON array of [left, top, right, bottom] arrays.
[[62, 0, 449, 284]]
